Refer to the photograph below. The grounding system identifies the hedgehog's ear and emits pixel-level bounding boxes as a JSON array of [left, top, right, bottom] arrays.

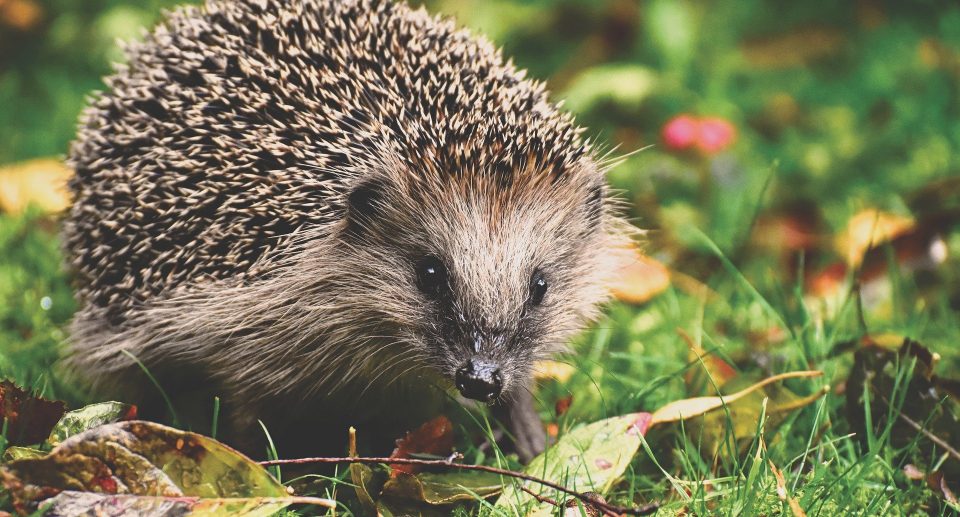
[[344, 178, 385, 235]]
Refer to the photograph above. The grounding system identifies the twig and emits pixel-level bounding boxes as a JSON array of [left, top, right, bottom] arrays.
[[520, 486, 561, 507], [260, 455, 660, 515], [897, 411, 960, 462], [520, 486, 621, 517]]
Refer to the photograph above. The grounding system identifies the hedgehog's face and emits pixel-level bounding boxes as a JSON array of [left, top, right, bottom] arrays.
[[340, 168, 611, 403]]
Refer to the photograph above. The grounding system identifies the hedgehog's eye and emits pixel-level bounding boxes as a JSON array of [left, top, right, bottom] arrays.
[[529, 270, 548, 305], [416, 256, 448, 297]]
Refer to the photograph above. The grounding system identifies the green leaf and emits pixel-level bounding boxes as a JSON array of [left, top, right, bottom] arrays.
[[381, 471, 503, 505], [349, 461, 380, 514], [2, 446, 44, 462], [46, 401, 136, 448], [495, 413, 652, 513]]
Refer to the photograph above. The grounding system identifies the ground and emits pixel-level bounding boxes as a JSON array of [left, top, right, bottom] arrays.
[[1, 0, 959, 515]]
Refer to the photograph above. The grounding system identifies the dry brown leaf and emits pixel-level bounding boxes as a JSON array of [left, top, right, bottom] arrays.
[[388, 416, 454, 476], [927, 471, 958, 505], [678, 328, 738, 391], [0, 159, 72, 214], [554, 395, 573, 417], [768, 458, 806, 516], [0, 380, 66, 446], [609, 244, 670, 304]]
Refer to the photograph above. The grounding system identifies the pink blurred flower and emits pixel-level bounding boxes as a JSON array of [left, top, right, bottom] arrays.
[[661, 114, 738, 155], [661, 114, 699, 151], [696, 117, 737, 154]]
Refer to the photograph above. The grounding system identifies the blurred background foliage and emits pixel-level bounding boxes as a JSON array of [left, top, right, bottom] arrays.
[[1, 0, 960, 511]]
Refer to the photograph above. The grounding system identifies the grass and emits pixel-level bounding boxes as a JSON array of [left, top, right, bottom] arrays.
[[2, 0, 960, 514], [6, 204, 955, 515], [0, 212, 960, 515]]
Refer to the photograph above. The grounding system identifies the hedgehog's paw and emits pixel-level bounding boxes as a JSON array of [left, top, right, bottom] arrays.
[[493, 389, 546, 463]]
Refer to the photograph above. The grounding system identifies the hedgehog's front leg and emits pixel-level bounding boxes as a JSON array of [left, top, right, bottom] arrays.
[[493, 388, 546, 463]]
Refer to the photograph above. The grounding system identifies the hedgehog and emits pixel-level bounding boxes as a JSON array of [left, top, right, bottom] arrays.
[[62, 0, 629, 461]]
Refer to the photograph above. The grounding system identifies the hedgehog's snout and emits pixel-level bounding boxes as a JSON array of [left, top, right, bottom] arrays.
[[455, 358, 502, 402]]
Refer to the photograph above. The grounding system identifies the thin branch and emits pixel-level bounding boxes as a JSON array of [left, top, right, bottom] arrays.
[[520, 486, 561, 508], [260, 455, 660, 516], [897, 411, 960, 462]]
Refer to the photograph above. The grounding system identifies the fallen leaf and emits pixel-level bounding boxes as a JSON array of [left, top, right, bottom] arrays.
[[768, 459, 806, 517], [495, 413, 651, 514], [0, 159, 72, 215], [534, 360, 576, 383], [675, 379, 829, 457], [0, 380, 66, 447], [846, 337, 960, 495], [347, 426, 379, 514], [380, 471, 503, 505], [651, 370, 823, 424], [36, 491, 334, 517], [1, 447, 43, 462], [348, 428, 502, 512], [609, 244, 671, 304], [679, 328, 738, 393], [927, 471, 957, 505], [46, 401, 137, 448], [856, 228, 947, 285], [388, 416, 454, 477], [903, 464, 925, 481], [349, 460, 380, 515], [0, 420, 312, 515], [836, 209, 914, 267]]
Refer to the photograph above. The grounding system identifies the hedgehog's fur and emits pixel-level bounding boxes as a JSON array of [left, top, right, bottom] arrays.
[[63, 0, 628, 458]]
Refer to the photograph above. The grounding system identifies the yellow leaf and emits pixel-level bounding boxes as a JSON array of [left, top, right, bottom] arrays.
[[650, 370, 823, 424], [533, 360, 575, 383], [836, 209, 914, 267], [609, 244, 670, 304], [0, 158, 72, 214]]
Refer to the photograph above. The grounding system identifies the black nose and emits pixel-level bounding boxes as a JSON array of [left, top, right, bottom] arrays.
[[455, 358, 502, 402]]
